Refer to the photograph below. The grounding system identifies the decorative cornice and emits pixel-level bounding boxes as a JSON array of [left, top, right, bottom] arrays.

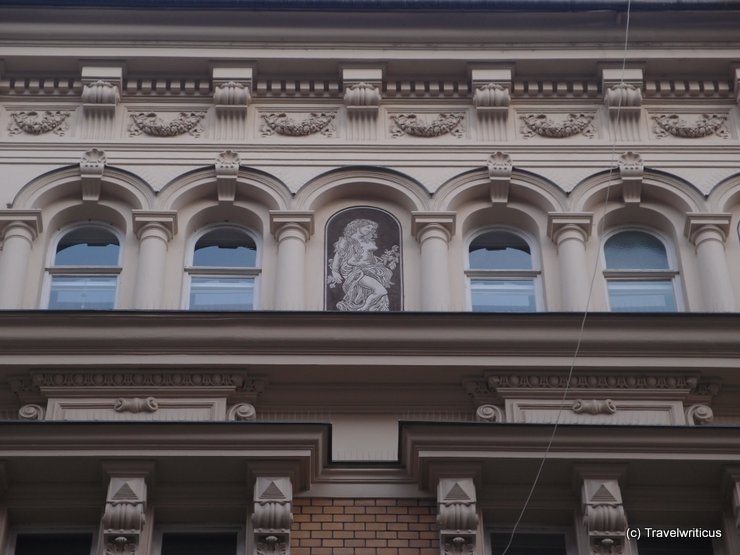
[[128, 111, 204, 137], [260, 112, 335, 137], [652, 113, 729, 139], [8, 111, 70, 136], [390, 113, 464, 138], [487, 373, 702, 393], [520, 113, 595, 139]]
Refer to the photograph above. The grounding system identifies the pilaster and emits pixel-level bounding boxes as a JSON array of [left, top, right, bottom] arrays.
[[437, 478, 479, 555], [575, 465, 628, 555], [252, 477, 293, 555]]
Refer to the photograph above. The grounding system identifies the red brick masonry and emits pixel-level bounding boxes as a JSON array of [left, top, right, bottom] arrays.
[[291, 498, 440, 555]]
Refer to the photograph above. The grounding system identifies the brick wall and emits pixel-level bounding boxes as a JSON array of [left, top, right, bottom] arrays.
[[291, 498, 439, 555]]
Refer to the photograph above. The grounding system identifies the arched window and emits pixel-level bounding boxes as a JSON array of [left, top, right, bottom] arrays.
[[47, 224, 121, 309], [466, 229, 541, 312], [603, 229, 678, 312], [186, 226, 259, 311]]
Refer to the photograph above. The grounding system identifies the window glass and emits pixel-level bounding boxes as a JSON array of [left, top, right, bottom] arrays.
[[189, 277, 254, 311], [54, 227, 119, 266], [471, 279, 536, 312], [193, 228, 256, 268], [48, 276, 118, 310], [161, 533, 237, 555], [607, 280, 676, 312], [469, 231, 532, 270], [490, 532, 567, 555], [604, 231, 669, 270], [16, 534, 92, 555]]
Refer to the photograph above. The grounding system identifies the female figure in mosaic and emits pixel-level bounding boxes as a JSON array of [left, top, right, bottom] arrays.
[[327, 219, 399, 311]]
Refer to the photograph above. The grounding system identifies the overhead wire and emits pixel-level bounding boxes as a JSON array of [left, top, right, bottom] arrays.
[[498, 1, 633, 553]]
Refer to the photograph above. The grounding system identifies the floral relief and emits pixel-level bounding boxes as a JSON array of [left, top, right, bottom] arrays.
[[8, 110, 70, 136], [260, 112, 336, 137], [128, 111, 205, 137], [652, 113, 729, 139], [390, 112, 465, 138], [520, 112, 596, 138]]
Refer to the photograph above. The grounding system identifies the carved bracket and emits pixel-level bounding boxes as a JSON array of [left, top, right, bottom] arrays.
[[215, 150, 240, 203], [487, 151, 512, 204], [343, 82, 382, 115], [80, 148, 106, 202], [521, 113, 595, 139], [82, 80, 120, 115], [260, 112, 336, 137], [578, 469, 628, 555], [618, 152, 643, 204], [252, 477, 293, 555], [438, 478, 479, 555], [604, 83, 642, 118], [128, 112, 204, 137], [8, 111, 70, 136], [213, 81, 251, 114], [652, 113, 729, 139], [473, 83, 510, 116], [101, 462, 154, 555], [390, 113, 464, 138]]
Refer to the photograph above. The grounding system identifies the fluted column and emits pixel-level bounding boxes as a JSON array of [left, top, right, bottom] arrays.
[[685, 213, 735, 311], [132, 211, 177, 310], [548, 213, 593, 311], [270, 211, 314, 310], [412, 212, 455, 311], [0, 211, 42, 309]]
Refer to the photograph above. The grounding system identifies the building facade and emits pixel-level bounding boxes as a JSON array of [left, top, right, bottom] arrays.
[[0, 1, 740, 554]]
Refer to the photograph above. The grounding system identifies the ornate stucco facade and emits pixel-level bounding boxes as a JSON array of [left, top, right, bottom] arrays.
[[0, 1, 740, 555]]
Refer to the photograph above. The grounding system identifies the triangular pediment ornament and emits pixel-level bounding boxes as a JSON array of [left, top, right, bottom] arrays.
[[260, 480, 287, 500], [590, 484, 618, 504], [112, 482, 139, 501], [444, 482, 471, 502]]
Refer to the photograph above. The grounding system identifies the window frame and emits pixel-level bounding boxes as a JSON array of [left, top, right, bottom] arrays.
[[152, 524, 245, 555], [464, 226, 544, 312], [42, 222, 123, 310], [601, 227, 683, 312], [183, 224, 261, 311], [485, 524, 577, 555], [5, 525, 98, 555]]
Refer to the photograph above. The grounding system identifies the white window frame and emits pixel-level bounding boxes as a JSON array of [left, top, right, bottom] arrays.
[[601, 227, 683, 312], [42, 222, 123, 310], [5, 525, 98, 555], [465, 226, 544, 312], [183, 224, 261, 310], [485, 524, 577, 555], [152, 524, 245, 555]]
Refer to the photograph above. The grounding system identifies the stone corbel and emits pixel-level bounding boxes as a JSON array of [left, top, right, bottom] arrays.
[[215, 150, 241, 202], [81, 65, 123, 116], [618, 152, 643, 204], [132, 211, 178, 242], [487, 151, 512, 204], [252, 477, 293, 555], [212, 66, 253, 115], [547, 213, 593, 245], [411, 212, 456, 244], [269, 211, 314, 243], [684, 213, 732, 247], [576, 466, 628, 555], [342, 67, 383, 116], [602, 68, 643, 119], [471, 67, 512, 119], [80, 148, 106, 202], [437, 478, 479, 555], [101, 462, 154, 555]]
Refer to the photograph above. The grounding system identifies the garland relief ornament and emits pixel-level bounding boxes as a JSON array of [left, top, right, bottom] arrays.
[[260, 112, 336, 137], [128, 112, 205, 137], [520, 112, 596, 138], [390, 112, 465, 138], [652, 113, 729, 139], [8, 111, 70, 136]]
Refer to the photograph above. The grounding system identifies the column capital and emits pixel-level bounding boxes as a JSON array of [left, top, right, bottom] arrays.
[[270, 211, 314, 240], [547, 212, 593, 243], [132, 211, 177, 241], [411, 211, 455, 242], [684, 213, 732, 245], [0, 210, 43, 240]]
